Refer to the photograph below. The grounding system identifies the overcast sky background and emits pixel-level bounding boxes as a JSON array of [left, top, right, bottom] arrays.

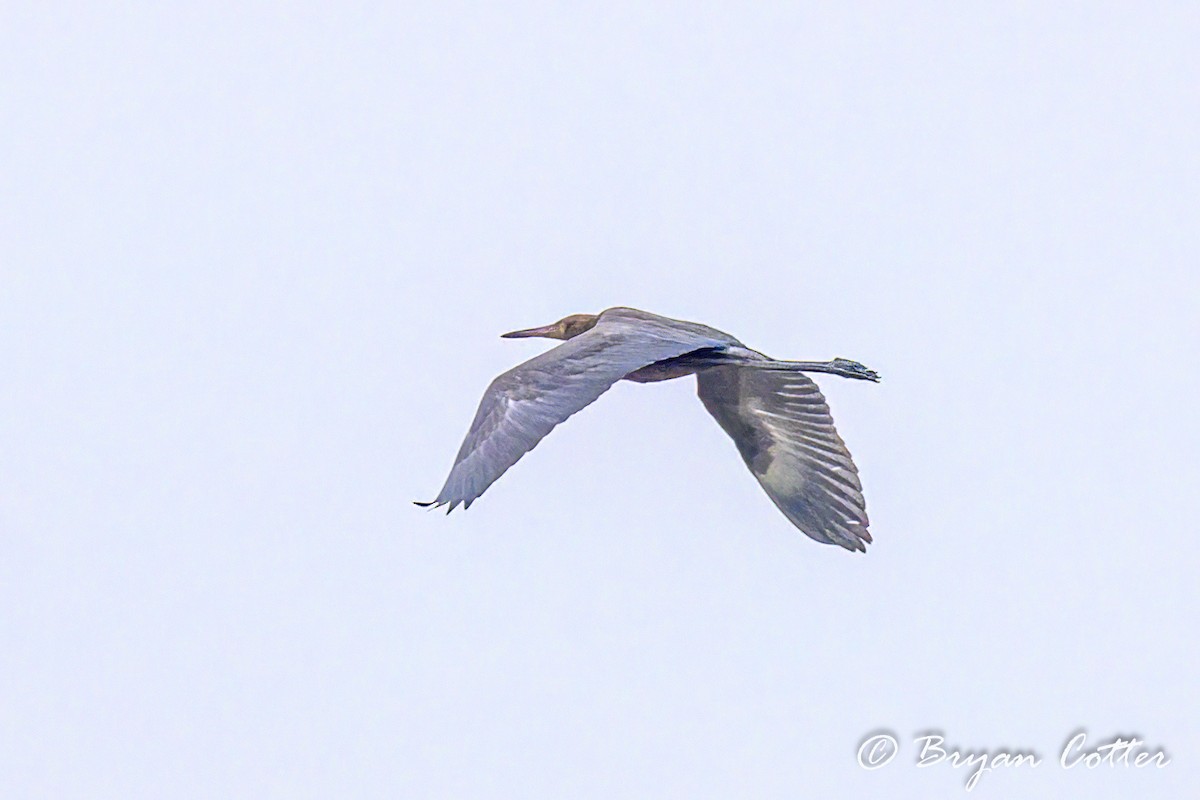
[[3, 3, 1198, 798]]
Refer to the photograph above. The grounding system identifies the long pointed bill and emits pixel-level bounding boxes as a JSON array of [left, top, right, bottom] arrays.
[[500, 324, 557, 339]]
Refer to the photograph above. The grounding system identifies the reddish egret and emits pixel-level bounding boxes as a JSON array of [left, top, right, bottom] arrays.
[[418, 307, 879, 551]]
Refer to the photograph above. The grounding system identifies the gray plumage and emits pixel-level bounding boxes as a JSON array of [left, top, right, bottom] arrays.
[[418, 306, 879, 551]]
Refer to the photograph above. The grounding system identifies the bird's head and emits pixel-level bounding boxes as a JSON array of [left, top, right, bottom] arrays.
[[501, 313, 599, 341]]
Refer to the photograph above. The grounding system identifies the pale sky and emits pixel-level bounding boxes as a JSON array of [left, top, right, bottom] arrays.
[[3, 3, 1197, 798]]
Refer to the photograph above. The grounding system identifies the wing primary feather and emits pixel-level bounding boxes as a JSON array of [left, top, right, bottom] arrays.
[[697, 365, 872, 551], [425, 311, 738, 509]]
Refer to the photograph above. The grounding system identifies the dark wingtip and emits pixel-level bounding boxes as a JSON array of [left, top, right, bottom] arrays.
[[855, 527, 872, 552], [838, 526, 871, 553], [414, 500, 436, 508]]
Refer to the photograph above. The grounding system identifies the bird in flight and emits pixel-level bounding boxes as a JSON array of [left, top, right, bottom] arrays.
[[417, 307, 880, 551]]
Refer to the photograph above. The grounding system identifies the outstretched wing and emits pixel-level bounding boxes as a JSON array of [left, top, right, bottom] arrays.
[[422, 315, 732, 511], [697, 366, 871, 551]]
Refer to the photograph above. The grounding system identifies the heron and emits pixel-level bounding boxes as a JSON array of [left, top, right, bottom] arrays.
[[417, 307, 880, 551]]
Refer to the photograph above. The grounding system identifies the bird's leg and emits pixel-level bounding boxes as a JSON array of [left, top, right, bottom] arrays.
[[765, 358, 881, 382], [828, 358, 881, 381]]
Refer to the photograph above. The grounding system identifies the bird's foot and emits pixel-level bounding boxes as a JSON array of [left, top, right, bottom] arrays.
[[831, 358, 881, 382]]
